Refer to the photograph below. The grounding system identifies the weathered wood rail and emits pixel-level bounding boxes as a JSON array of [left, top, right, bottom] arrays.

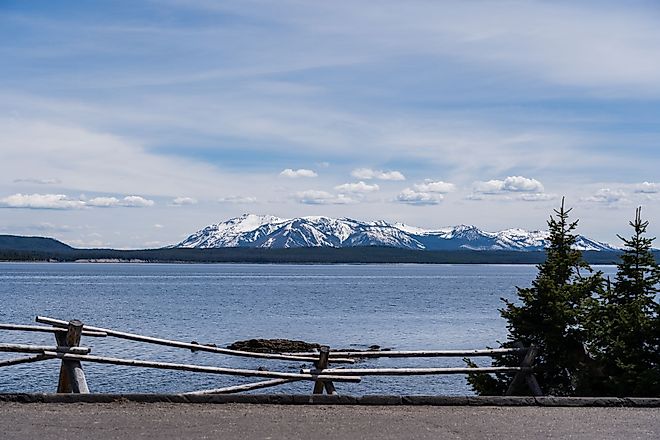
[[0, 316, 542, 396], [34, 316, 354, 364]]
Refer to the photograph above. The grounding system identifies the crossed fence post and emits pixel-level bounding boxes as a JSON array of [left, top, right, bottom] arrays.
[[54, 319, 89, 394], [312, 346, 336, 395], [505, 343, 542, 396]]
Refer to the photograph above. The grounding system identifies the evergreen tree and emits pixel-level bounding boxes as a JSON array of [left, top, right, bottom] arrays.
[[467, 198, 602, 395], [586, 207, 660, 396]]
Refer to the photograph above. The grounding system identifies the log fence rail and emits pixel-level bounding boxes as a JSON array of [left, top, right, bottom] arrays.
[[0, 316, 542, 396]]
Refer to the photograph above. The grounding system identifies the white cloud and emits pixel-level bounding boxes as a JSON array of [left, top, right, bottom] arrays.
[[295, 190, 355, 205], [171, 196, 198, 206], [279, 168, 318, 178], [121, 196, 155, 207], [351, 168, 405, 181], [581, 188, 628, 205], [0, 193, 85, 210], [334, 181, 380, 193], [634, 181, 659, 194], [154, 224, 164, 229], [0, 193, 154, 209], [396, 180, 455, 205], [396, 188, 443, 205], [473, 176, 544, 194], [87, 195, 155, 207], [412, 180, 456, 193], [503, 176, 544, 192], [378, 170, 406, 181], [13, 178, 61, 185], [218, 195, 258, 203]]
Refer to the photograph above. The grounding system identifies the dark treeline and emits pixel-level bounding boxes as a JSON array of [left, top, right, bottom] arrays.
[[0, 245, 651, 265]]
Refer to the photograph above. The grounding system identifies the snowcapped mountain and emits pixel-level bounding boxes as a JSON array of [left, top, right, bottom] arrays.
[[175, 214, 616, 251]]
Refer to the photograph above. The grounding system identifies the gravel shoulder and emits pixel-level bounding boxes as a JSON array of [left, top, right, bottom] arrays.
[[2, 402, 658, 440]]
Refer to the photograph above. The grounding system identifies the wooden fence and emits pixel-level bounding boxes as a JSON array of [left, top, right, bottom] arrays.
[[0, 317, 542, 396]]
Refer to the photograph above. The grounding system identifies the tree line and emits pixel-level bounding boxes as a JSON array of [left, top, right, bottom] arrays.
[[468, 199, 659, 397], [0, 246, 644, 265]]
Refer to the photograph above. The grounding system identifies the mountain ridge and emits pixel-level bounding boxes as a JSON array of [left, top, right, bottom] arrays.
[[176, 214, 616, 251]]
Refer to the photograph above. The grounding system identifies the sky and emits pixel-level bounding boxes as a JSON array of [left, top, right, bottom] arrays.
[[1, 0, 659, 248]]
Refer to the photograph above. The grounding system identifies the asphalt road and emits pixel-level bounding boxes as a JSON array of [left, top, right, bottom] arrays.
[[2, 403, 658, 440]]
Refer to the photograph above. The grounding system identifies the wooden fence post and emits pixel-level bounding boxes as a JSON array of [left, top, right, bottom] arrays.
[[505, 343, 542, 396], [55, 320, 90, 394], [312, 346, 336, 395]]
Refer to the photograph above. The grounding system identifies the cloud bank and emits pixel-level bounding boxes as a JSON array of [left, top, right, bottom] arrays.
[[0, 193, 155, 210]]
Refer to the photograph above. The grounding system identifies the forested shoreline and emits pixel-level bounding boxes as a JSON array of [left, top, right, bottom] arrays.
[[0, 245, 651, 265]]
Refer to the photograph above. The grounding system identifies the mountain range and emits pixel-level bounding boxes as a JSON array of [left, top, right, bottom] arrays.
[[176, 214, 616, 251]]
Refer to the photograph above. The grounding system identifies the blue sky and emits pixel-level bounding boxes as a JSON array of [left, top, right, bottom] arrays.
[[1, 0, 659, 248]]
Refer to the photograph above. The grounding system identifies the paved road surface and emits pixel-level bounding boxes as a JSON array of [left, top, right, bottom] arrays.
[[2, 403, 658, 440]]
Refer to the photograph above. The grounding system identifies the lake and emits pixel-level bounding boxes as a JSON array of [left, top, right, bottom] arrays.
[[0, 263, 615, 395]]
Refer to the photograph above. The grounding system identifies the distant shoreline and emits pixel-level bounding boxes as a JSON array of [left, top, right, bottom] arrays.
[[0, 246, 650, 265]]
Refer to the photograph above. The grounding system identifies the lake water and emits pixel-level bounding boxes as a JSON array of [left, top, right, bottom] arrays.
[[0, 263, 615, 395]]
